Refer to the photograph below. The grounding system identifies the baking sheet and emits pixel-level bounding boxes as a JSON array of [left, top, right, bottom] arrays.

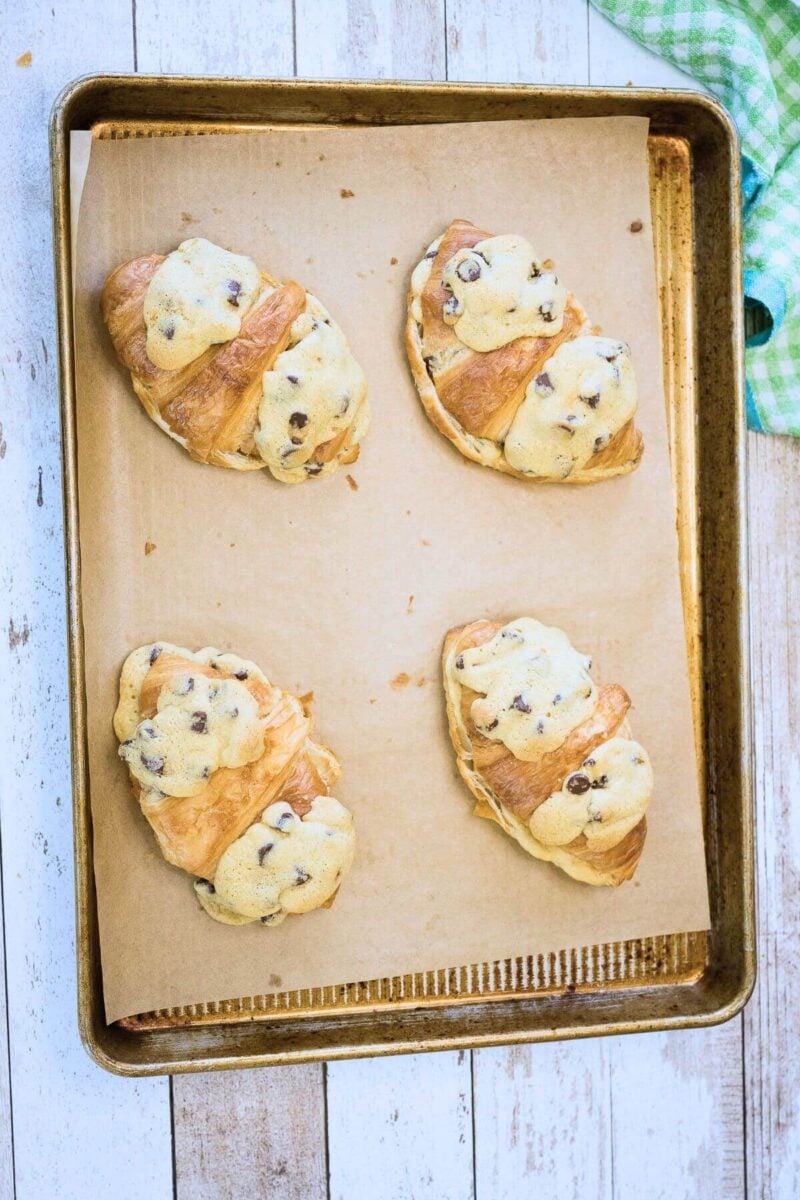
[[72, 116, 710, 1024]]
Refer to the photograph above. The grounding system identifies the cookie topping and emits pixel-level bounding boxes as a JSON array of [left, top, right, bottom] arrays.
[[453, 617, 596, 759], [255, 297, 369, 483], [440, 234, 567, 351], [504, 336, 637, 480], [143, 238, 261, 371], [195, 795, 356, 925], [529, 737, 653, 852]]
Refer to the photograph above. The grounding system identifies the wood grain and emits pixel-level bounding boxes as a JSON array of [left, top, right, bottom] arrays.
[[295, 0, 446, 79], [327, 1051, 474, 1200], [173, 1067, 327, 1199], [0, 3, 174, 1198], [473, 1041, 612, 1199], [446, 0, 589, 83], [744, 431, 800, 1199], [134, 0, 294, 75]]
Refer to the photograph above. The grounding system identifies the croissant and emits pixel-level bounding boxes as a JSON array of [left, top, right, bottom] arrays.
[[442, 618, 653, 885], [114, 642, 356, 925], [406, 219, 643, 482], [102, 237, 369, 482]]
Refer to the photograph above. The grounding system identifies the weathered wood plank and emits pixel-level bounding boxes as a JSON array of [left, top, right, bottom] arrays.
[[294, 0, 445, 80], [173, 1066, 328, 1200], [0, 2, 173, 1198], [587, 6, 695, 88], [744, 431, 800, 1200], [473, 1041, 612, 1199], [446, 0, 589, 84], [134, 0, 294, 76], [327, 1051, 474, 1200]]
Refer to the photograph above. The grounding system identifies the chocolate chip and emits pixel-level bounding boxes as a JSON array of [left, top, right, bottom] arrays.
[[149, 645, 162, 665], [121, 739, 133, 748], [258, 843, 274, 865], [536, 719, 545, 734], [594, 435, 607, 452], [558, 420, 577, 435], [190, 711, 207, 733], [443, 296, 459, 317], [456, 257, 481, 283], [529, 263, 541, 279], [276, 811, 294, 829], [599, 348, 618, 362], [289, 411, 308, 429], [552, 693, 562, 705], [511, 694, 531, 713], [291, 436, 303, 445], [306, 464, 323, 476], [175, 675, 195, 695], [226, 279, 242, 307], [485, 718, 499, 732], [340, 394, 350, 414], [425, 247, 437, 259], [228, 707, 239, 719], [455, 655, 464, 670], [287, 374, 300, 385], [142, 725, 158, 739], [162, 322, 175, 341], [140, 753, 165, 775], [566, 772, 591, 795], [539, 303, 556, 323], [581, 392, 601, 409], [197, 878, 215, 894], [423, 355, 435, 380], [261, 911, 281, 924], [294, 867, 310, 886], [208, 685, 219, 699], [591, 775, 609, 789], [583, 757, 596, 768], [534, 372, 554, 396], [201, 766, 211, 779], [234, 669, 249, 680]]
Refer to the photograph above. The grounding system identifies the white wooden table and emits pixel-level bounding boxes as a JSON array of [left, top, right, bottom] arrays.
[[1, 2, 798, 1196]]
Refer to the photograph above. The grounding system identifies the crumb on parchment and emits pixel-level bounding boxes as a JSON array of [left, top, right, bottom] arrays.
[[340, 188, 355, 198], [390, 672, 411, 690], [144, 541, 156, 556], [345, 474, 359, 492], [16, 51, 32, 67]]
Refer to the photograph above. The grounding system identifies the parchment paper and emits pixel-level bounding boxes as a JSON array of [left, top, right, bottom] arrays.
[[73, 117, 710, 1024]]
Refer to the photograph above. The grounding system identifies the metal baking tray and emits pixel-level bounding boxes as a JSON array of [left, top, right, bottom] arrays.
[[51, 75, 753, 1075]]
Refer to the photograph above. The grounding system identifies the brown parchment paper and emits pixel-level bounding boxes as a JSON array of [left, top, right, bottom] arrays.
[[73, 117, 710, 1024]]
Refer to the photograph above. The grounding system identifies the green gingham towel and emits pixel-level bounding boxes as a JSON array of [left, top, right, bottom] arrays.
[[590, 0, 800, 434]]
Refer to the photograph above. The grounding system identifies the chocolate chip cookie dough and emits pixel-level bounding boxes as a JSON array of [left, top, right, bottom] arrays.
[[406, 219, 643, 482], [102, 238, 369, 481], [114, 642, 356, 926], [442, 618, 653, 885]]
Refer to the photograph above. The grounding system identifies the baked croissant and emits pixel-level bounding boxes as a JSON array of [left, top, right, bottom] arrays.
[[406, 219, 643, 482], [102, 237, 369, 482], [114, 642, 355, 925], [443, 618, 653, 885]]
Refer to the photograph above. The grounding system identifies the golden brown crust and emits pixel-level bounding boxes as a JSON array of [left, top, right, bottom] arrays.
[[130, 652, 317, 879], [407, 219, 644, 483], [443, 620, 647, 886]]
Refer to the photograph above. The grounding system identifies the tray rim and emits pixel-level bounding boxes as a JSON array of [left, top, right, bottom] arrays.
[[49, 73, 754, 1076]]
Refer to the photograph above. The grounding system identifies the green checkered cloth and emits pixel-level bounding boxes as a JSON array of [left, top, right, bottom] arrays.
[[590, 0, 800, 434]]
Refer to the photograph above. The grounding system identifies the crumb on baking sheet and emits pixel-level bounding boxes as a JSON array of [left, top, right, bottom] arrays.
[[180, 211, 198, 225], [390, 672, 411, 690], [345, 474, 359, 492], [629, 219, 644, 233], [16, 50, 32, 67], [229, 542, 235, 548], [420, 538, 431, 546], [416, 676, 426, 687], [144, 541, 156, 556], [407, 595, 415, 614], [340, 188, 355, 198], [390, 256, 398, 265]]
